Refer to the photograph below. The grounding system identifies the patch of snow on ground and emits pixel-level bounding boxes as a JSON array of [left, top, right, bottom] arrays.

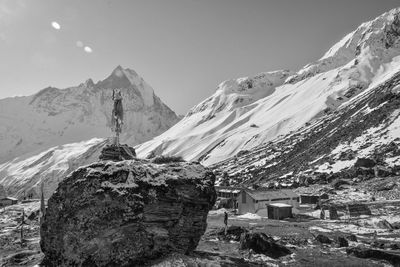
[[236, 213, 262, 220]]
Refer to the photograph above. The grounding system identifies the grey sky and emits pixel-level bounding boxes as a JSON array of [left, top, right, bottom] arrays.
[[0, 0, 398, 114]]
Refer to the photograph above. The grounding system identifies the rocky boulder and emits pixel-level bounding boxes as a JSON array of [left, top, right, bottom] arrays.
[[239, 232, 291, 259], [347, 247, 400, 266], [354, 158, 376, 168], [376, 219, 394, 230], [346, 234, 358, 242], [337, 236, 349, 247], [99, 144, 136, 161], [216, 225, 248, 241], [315, 234, 332, 244], [40, 159, 216, 266]]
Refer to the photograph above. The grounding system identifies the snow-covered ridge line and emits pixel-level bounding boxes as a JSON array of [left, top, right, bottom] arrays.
[[136, 8, 400, 166]]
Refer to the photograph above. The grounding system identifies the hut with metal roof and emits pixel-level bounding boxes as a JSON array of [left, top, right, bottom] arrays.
[[0, 197, 18, 207], [267, 203, 293, 220], [237, 189, 299, 217]]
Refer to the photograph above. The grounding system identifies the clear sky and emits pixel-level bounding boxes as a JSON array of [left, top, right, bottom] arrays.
[[0, 0, 399, 114]]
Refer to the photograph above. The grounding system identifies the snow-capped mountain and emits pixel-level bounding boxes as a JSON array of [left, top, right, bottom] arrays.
[[136, 7, 400, 169], [0, 65, 179, 164]]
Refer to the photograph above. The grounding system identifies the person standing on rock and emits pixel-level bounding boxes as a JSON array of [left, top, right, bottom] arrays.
[[111, 89, 124, 146]]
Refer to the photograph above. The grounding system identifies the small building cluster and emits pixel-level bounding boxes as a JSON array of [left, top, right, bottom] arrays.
[[237, 189, 299, 219], [214, 185, 334, 220], [0, 197, 18, 207], [214, 186, 241, 209], [299, 193, 329, 205]]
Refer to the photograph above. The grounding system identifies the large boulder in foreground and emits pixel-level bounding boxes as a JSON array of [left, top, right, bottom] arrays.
[[40, 159, 216, 266]]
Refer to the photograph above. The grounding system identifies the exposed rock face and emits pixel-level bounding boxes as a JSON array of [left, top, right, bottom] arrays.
[[239, 232, 291, 259], [40, 159, 216, 266], [337, 236, 349, 247], [346, 234, 358, 242], [315, 234, 332, 244], [99, 144, 136, 161], [347, 247, 400, 266], [354, 158, 376, 168], [212, 225, 248, 241]]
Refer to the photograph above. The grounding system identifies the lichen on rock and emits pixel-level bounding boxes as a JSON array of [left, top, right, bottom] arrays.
[[40, 159, 216, 266]]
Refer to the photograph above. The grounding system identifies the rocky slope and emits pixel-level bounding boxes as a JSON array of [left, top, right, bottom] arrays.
[[41, 159, 216, 266], [136, 8, 400, 169], [0, 65, 179, 164], [213, 71, 400, 186]]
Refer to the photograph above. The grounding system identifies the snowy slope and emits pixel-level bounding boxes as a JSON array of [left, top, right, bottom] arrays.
[[136, 7, 400, 166], [0, 66, 179, 164], [0, 138, 106, 198]]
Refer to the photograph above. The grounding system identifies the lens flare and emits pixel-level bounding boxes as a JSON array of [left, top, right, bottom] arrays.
[[84, 46, 93, 53], [51, 21, 61, 30]]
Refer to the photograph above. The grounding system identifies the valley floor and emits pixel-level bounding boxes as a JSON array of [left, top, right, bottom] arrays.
[[1, 184, 400, 267]]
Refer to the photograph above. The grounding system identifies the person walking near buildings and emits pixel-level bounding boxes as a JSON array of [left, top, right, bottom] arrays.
[[224, 211, 228, 235]]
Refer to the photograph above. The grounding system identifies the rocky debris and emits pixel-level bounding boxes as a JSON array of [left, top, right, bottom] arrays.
[[346, 234, 358, 242], [337, 236, 349, 247], [375, 181, 396, 191], [347, 247, 400, 266], [377, 219, 394, 229], [390, 244, 400, 250], [40, 159, 216, 266], [239, 232, 291, 259], [216, 225, 248, 241], [355, 158, 376, 169], [149, 251, 261, 267], [392, 222, 400, 229], [99, 144, 136, 161], [2, 250, 42, 266], [332, 179, 350, 190], [338, 150, 356, 161], [315, 234, 332, 244], [27, 210, 39, 221]]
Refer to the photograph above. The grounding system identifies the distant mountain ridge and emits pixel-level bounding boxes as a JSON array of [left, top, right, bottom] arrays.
[[3, 8, 400, 197], [0, 65, 179, 164]]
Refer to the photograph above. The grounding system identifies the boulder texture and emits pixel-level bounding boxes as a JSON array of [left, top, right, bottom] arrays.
[[239, 232, 291, 259], [315, 234, 332, 244], [99, 144, 136, 161], [347, 247, 400, 266], [40, 159, 216, 266], [337, 236, 349, 247]]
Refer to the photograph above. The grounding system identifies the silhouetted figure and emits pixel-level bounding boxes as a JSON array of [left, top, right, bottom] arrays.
[[223, 211, 228, 235], [111, 90, 124, 145], [224, 211, 228, 226]]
